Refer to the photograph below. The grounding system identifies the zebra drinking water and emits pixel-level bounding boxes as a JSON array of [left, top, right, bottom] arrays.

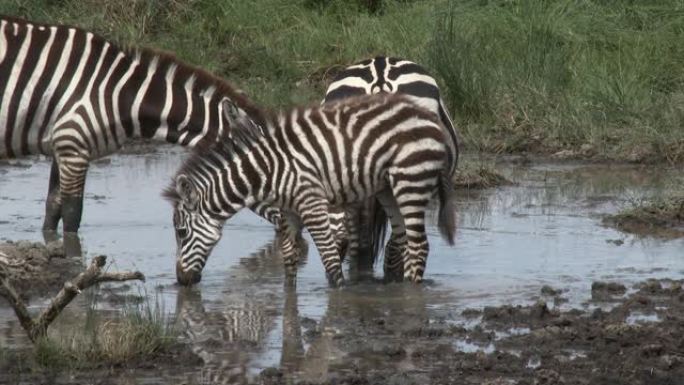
[[322, 56, 460, 274], [165, 93, 457, 286], [0, 16, 263, 255]]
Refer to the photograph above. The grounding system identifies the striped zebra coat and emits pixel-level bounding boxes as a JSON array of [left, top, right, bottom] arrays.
[[165, 93, 457, 286], [323, 56, 460, 273], [0, 16, 263, 255]]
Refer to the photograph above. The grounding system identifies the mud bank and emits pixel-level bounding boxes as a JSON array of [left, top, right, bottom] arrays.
[[0, 240, 83, 299], [603, 196, 684, 239], [257, 278, 684, 385]]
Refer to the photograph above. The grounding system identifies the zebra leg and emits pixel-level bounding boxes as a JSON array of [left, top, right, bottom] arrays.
[[298, 199, 344, 287], [277, 212, 304, 287], [251, 201, 309, 262], [375, 190, 408, 282], [389, 179, 434, 283], [42, 160, 62, 243], [329, 206, 349, 261], [54, 148, 90, 257]]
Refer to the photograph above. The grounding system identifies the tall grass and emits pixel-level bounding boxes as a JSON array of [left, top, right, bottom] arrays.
[[431, 0, 684, 162], [2, 0, 684, 162]]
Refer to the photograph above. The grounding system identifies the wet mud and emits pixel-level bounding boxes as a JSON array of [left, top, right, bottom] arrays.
[[0, 240, 83, 299]]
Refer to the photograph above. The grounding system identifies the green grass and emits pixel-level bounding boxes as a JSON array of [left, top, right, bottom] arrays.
[[3, 0, 684, 162], [431, 0, 684, 162]]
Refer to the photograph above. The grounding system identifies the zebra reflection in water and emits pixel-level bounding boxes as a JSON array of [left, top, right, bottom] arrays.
[[175, 236, 430, 383], [174, 237, 307, 384]]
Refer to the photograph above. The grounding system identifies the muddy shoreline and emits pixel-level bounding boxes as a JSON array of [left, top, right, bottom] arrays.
[[2, 278, 683, 384]]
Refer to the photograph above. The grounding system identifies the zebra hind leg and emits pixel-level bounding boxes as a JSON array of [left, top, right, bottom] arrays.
[[390, 177, 434, 284], [375, 190, 408, 282]]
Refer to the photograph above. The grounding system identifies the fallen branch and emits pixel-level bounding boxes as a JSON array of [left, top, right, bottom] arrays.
[[0, 255, 145, 342]]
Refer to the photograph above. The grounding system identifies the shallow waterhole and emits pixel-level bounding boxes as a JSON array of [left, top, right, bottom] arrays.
[[0, 149, 682, 382]]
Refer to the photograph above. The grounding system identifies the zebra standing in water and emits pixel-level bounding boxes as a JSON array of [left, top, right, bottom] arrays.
[[0, 16, 265, 255], [165, 93, 457, 286], [323, 56, 460, 273]]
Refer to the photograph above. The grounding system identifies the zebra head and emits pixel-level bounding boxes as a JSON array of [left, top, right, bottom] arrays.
[[167, 174, 225, 285]]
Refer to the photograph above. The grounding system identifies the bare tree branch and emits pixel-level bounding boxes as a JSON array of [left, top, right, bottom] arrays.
[[0, 255, 145, 342]]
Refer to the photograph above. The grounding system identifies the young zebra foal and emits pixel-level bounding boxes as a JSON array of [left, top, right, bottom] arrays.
[[165, 93, 457, 286]]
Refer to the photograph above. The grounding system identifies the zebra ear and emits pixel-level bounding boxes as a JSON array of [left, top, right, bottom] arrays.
[[175, 174, 199, 208], [223, 99, 241, 125], [222, 99, 261, 140]]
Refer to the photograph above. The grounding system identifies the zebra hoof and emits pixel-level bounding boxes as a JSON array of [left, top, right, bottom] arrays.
[[327, 272, 345, 288], [62, 232, 82, 258]]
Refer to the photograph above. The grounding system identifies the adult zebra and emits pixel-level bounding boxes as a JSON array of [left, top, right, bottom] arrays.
[[165, 93, 457, 286], [323, 56, 460, 273], [0, 16, 264, 255]]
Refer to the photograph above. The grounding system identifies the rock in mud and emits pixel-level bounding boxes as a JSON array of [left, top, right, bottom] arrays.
[[591, 281, 626, 300], [540, 285, 561, 296]]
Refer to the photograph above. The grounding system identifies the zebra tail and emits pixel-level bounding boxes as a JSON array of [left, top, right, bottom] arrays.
[[437, 174, 457, 245], [367, 198, 388, 265]]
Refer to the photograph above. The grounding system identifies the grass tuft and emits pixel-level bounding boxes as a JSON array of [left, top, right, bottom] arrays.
[[31, 296, 177, 370]]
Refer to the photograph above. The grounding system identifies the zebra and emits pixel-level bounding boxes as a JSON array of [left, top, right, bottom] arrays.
[[0, 15, 265, 256], [322, 56, 460, 275], [164, 92, 457, 286]]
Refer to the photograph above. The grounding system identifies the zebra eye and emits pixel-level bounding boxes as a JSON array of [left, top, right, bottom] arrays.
[[177, 227, 188, 238]]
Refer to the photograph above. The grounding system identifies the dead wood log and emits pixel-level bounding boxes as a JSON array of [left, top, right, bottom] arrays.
[[0, 254, 145, 342]]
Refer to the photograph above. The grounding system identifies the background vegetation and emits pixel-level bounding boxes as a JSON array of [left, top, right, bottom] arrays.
[[2, 0, 683, 162]]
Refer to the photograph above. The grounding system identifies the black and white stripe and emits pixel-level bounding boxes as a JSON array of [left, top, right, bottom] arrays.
[[323, 56, 460, 269], [165, 93, 457, 286], [0, 16, 263, 255]]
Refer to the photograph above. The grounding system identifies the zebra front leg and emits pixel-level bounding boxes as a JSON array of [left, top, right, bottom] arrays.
[[277, 212, 304, 287], [55, 152, 89, 257], [298, 199, 344, 287], [42, 160, 62, 243], [252, 201, 309, 260]]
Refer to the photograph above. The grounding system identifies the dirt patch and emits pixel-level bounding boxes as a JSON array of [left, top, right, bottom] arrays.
[[603, 196, 684, 238], [0, 240, 84, 299]]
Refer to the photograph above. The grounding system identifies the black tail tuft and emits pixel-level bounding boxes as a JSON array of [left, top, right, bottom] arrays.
[[437, 174, 457, 245]]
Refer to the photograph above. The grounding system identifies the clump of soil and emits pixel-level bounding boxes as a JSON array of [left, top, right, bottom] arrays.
[[0, 240, 83, 299], [603, 196, 684, 238], [453, 164, 513, 189]]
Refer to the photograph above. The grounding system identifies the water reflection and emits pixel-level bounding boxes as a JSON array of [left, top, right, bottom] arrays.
[[174, 237, 440, 383]]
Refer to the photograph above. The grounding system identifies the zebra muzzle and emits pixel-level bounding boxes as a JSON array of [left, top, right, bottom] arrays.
[[176, 260, 202, 286]]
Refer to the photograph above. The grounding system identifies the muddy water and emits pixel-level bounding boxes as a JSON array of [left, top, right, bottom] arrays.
[[0, 150, 682, 383]]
